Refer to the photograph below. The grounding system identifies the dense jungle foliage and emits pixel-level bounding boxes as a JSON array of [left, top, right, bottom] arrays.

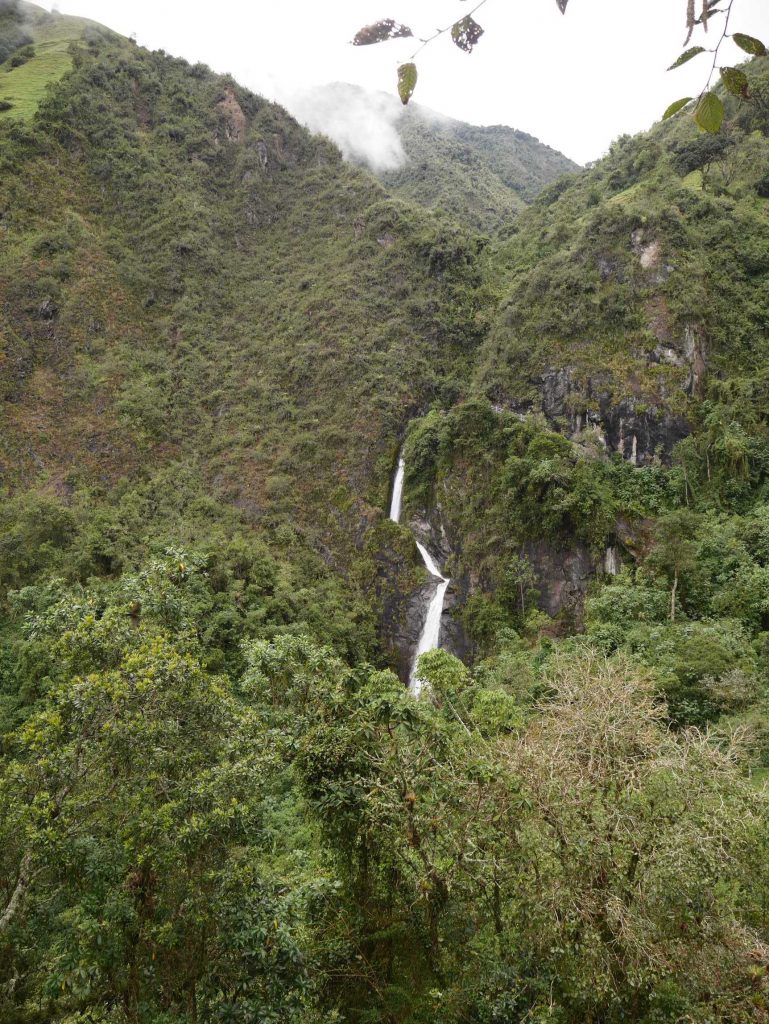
[[3, 2, 769, 1022]]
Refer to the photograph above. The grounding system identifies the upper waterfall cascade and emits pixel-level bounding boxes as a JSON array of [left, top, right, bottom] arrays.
[[389, 455, 450, 696], [389, 457, 405, 526]]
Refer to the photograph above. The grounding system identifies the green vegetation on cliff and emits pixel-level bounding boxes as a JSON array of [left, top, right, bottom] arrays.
[[395, 55, 769, 736], [475, 62, 769, 425]]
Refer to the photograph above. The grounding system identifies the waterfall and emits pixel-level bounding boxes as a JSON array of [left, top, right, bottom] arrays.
[[409, 543, 449, 697], [389, 457, 405, 522], [604, 545, 621, 576], [389, 453, 450, 696]]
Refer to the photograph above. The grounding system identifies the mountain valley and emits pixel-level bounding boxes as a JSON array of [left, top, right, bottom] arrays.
[[3, 3, 769, 1021]]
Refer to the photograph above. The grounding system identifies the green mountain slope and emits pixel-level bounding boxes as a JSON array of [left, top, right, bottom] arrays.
[[380, 103, 580, 231], [295, 82, 579, 233], [0, 0, 114, 120], [397, 56, 769, 717], [0, 8, 489, 675], [475, 63, 769, 458]]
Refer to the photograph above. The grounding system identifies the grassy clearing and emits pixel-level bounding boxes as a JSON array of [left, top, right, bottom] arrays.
[[606, 179, 644, 206], [681, 168, 704, 190], [0, 9, 101, 121], [0, 42, 72, 120]]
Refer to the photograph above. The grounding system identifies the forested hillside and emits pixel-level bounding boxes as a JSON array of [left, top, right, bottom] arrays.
[[3, 2, 769, 1022], [380, 102, 580, 231]]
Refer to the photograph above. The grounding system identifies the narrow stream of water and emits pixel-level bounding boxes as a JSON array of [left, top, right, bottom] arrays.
[[389, 455, 450, 695]]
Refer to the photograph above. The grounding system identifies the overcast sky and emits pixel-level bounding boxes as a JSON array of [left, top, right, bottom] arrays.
[[40, 0, 769, 164]]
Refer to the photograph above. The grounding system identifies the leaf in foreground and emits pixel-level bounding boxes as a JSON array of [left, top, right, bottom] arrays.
[[720, 66, 750, 97], [451, 16, 484, 54], [663, 96, 693, 120], [694, 90, 724, 133], [732, 33, 768, 57], [397, 62, 418, 105], [353, 19, 413, 46], [667, 46, 706, 70]]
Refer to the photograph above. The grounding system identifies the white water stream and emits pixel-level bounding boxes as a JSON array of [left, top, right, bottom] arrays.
[[389, 457, 405, 526], [389, 455, 450, 696]]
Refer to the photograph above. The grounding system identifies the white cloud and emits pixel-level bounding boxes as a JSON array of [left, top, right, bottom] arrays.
[[278, 83, 406, 173]]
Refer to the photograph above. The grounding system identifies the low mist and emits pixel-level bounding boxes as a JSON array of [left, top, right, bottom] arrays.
[[279, 83, 407, 173]]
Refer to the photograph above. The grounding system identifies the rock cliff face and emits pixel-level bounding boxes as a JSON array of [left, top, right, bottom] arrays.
[[376, 462, 592, 668], [499, 362, 692, 466], [521, 540, 596, 623], [383, 573, 438, 683], [377, 499, 472, 681], [216, 89, 247, 143], [391, 425, 643, 655]]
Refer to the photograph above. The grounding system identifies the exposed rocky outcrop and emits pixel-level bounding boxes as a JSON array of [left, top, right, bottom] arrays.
[[599, 398, 690, 465], [373, 524, 427, 683], [385, 573, 439, 683], [379, 495, 473, 682], [441, 573, 473, 663], [216, 88, 246, 143], [494, 224, 712, 466], [504, 364, 692, 465], [630, 229, 674, 283], [411, 508, 473, 665], [521, 539, 595, 622], [380, 456, 643, 668]]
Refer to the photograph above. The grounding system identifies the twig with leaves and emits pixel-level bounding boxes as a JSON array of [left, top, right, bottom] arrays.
[[352, 0, 766, 134], [352, 0, 489, 104], [665, 0, 766, 132]]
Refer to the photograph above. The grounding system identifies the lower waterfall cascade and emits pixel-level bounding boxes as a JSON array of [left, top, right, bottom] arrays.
[[388, 455, 450, 696]]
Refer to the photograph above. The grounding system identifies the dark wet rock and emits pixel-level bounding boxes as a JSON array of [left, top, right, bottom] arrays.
[[522, 539, 596, 623], [410, 512, 451, 565], [372, 520, 433, 684], [501, 298, 708, 464], [412, 507, 472, 663], [395, 576, 440, 682], [539, 366, 579, 423], [615, 515, 655, 559], [380, 500, 472, 680], [533, 365, 690, 464], [441, 573, 472, 663], [598, 398, 689, 465]]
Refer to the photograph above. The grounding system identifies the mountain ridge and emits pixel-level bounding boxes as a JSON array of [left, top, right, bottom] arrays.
[[289, 81, 580, 232]]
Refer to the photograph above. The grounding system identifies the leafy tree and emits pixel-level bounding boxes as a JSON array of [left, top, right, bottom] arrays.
[[0, 632, 320, 1022], [494, 650, 769, 1022], [648, 510, 701, 622]]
